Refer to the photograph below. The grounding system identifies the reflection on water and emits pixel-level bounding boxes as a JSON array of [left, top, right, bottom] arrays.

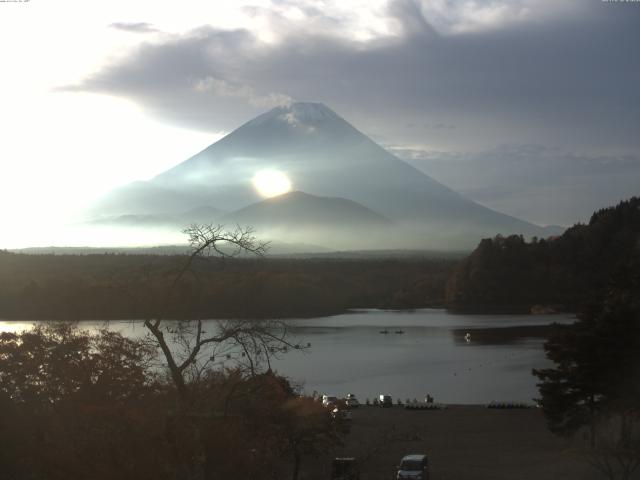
[[451, 325, 560, 346], [0, 309, 575, 404], [270, 310, 575, 404]]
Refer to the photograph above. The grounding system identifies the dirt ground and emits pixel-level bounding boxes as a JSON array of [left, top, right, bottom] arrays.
[[304, 405, 600, 480]]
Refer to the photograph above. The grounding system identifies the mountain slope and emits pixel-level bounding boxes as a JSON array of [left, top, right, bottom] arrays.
[[90, 102, 558, 248]]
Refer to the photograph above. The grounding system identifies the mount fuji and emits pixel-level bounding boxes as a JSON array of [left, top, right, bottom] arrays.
[[90, 102, 559, 250]]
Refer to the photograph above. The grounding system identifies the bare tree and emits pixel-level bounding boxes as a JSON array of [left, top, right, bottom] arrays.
[[142, 223, 299, 403], [140, 223, 301, 480]]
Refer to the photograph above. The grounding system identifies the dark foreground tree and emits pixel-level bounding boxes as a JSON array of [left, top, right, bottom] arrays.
[[534, 258, 640, 479], [0, 324, 168, 480], [194, 370, 345, 480], [533, 264, 640, 436], [0, 324, 341, 480]]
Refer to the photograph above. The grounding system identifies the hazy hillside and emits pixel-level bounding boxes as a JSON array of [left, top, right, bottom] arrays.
[[219, 191, 391, 247], [223, 191, 389, 226]]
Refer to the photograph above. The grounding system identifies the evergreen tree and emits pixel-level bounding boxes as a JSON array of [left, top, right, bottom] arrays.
[[533, 258, 640, 440]]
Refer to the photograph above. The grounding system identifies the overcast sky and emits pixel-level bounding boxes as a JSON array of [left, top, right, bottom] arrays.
[[1, 0, 639, 247]]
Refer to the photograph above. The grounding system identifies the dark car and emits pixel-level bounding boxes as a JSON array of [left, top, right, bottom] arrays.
[[379, 394, 393, 407], [331, 457, 360, 480], [396, 454, 429, 480]]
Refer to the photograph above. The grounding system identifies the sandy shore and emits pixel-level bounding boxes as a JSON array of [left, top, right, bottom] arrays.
[[305, 405, 598, 480]]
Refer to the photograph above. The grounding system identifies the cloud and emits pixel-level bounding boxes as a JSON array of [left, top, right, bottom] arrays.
[[192, 76, 293, 108], [417, 0, 587, 34], [109, 22, 159, 34], [393, 144, 640, 226], [65, 0, 640, 154]]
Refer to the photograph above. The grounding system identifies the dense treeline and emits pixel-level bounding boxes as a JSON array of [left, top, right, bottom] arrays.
[[529, 201, 640, 478], [0, 253, 456, 320], [446, 197, 640, 313]]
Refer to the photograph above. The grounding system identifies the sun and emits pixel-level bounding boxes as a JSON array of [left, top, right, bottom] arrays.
[[252, 169, 292, 198]]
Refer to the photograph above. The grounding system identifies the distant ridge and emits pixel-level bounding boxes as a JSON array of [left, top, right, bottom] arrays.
[[222, 191, 390, 228], [88, 205, 224, 228]]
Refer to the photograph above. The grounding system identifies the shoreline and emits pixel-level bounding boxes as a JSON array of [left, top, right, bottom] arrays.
[[0, 306, 576, 323]]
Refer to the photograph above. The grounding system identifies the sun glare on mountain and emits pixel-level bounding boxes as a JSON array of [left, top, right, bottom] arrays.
[[252, 169, 292, 198]]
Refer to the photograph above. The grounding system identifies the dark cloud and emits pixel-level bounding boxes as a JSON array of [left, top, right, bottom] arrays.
[[394, 144, 640, 226], [109, 22, 158, 33], [388, 0, 438, 37], [70, 1, 640, 153]]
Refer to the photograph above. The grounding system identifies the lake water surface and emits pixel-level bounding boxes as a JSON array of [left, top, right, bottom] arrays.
[[0, 309, 575, 404]]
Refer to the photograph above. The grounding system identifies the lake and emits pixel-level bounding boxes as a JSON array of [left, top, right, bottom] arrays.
[[0, 309, 575, 404]]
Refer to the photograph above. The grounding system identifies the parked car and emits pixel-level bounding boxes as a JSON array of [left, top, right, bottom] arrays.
[[379, 394, 393, 407], [332, 407, 353, 421], [322, 395, 339, 407], [331, 457, 360, 480], [345, 394, 360, 408], [396, 454, 429, 480]]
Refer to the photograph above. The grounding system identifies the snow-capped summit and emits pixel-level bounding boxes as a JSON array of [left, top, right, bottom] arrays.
[[246, 102, 340, 128], [239, 102, 358, 140]]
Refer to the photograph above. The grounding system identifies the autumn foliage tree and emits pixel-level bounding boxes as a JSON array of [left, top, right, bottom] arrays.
[[0, 323, 346, 480], [189, 370, 346, 480], [0, 323, 168, 480]]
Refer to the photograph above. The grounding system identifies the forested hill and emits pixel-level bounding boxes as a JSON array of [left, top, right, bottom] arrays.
[[445, 197, 640, 313], [0, 254, 454, 320]]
